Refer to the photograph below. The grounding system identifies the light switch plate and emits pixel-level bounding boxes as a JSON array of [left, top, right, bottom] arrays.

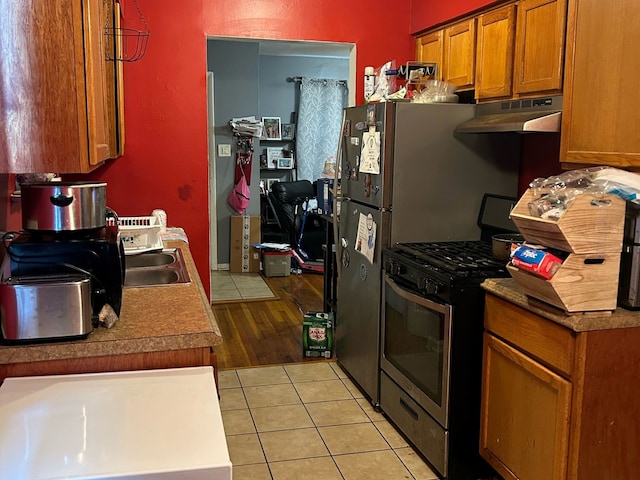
[[218, 144, 231, 157]]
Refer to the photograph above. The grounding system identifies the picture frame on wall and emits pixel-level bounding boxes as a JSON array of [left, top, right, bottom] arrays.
[[266, 147, 282, 169], [281, 123, 295, 141], [277, 157, 294, 169], [266, 179, 279, 191], [262, 117, 282, 140]]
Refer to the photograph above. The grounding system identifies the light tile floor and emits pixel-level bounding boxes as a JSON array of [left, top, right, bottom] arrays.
[[218, 362, 439, 480], [211, 270, 275, 302]]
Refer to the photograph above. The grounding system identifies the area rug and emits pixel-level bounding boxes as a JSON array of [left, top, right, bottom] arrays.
[[211, 271, 277, 304]]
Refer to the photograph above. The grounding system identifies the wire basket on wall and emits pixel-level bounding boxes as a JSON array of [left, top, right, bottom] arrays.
[[105, 0, 149, 62]]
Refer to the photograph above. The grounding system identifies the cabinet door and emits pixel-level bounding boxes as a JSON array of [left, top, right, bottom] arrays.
[[561, 0, 640, 168], [480, 334, 571, 480], [113, 0, 126, 157], [85, 0, 116, 165], [513, 0, 566, 96], [443, 18, 476, 90], [0, 0, 86, 173], [0, 0, 120, 173], [475, 4, 516, 101], [416, 31, 444, 80]]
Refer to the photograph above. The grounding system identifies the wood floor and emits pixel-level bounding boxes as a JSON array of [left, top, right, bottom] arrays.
[[212, 272, 327, 370]]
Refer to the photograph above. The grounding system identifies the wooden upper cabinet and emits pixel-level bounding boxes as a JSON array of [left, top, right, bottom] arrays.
[[513, 0, 567, 96], [416, 19, 476, 90], [443, 19, 476, 90], [86, 0, 116, 164], [0, 0, 122, 173], [416, 30, 444, 79], [416, 0, 567, 99], [114, 1, 126, 157], [561, 0, 640, 168], [475, 4, 517, 101]]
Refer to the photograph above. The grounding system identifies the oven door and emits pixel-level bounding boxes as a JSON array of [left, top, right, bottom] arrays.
[[380, 274, 452, 428]]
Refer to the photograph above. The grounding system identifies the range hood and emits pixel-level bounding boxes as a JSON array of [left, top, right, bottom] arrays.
[[456, 96, 562, 134]]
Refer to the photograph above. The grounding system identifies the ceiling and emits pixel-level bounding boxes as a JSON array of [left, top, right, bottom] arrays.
[[259, 39, 352, 58], [210, 37, 353, 58]]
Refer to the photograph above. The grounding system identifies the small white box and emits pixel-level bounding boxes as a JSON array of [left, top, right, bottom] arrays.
[[263, 250, 291, 277], [119, 216, 163, 254]]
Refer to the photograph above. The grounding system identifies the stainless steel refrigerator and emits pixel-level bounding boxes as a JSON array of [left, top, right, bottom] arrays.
[[335, 101, 520, 406]]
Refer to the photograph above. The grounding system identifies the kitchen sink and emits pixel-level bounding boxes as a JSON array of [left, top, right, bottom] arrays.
[[124, 252, 175, 268], [124, 269, 181, 286], [123, 248, 190, 287]]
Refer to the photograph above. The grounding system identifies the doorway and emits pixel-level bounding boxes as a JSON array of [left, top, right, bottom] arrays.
[[206, 38, 354, 293]]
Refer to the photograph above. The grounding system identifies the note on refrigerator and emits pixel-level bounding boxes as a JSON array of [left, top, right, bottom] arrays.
[[360, 128, 380, 174], [355, 212, 376, 264]]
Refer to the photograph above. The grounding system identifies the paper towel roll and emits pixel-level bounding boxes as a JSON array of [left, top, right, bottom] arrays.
[[152, 209, 167, 232]]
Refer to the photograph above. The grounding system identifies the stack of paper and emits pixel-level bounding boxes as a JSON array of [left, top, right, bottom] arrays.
[[229, 116, 263, 137]]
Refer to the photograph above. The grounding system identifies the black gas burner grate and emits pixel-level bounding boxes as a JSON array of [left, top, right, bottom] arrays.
[[395, 241, 507, 277]]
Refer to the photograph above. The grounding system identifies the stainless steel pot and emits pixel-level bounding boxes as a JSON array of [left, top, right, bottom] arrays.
[[21, 181, 107, 231], [492, 233, 525, 261]]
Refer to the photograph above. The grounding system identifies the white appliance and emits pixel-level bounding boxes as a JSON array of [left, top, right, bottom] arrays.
[[0, 367, 232, 480]]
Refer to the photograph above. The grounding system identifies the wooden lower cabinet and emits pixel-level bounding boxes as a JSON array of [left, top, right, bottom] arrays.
[[481, 294, 640, 480], [482, 334, 571, 480], [0, 348, 219, 390]]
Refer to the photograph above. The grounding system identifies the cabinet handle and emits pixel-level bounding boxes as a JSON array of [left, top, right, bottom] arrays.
[[50, 194, 73, 207], [400, 397, 419, 421]]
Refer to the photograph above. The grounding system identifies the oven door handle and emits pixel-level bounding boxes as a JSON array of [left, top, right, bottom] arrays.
[[385, 275, 450, 315]]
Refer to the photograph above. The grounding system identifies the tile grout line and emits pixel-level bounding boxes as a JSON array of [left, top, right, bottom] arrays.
[[241, 377, 276, 479], [288, 367, 356, 480], [223, 364, 433, 480]]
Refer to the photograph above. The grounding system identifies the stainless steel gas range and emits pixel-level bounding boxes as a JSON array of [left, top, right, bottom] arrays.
[[381, 241, 510, 480]]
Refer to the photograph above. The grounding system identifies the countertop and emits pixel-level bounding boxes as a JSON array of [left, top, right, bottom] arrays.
[[482, 277, 640, 332], [0, 239, 222, 365]]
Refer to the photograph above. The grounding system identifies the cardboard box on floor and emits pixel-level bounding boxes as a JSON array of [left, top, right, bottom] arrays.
[[230, 215, 261, 273]]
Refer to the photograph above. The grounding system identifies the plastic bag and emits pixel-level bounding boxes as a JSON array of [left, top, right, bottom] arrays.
[[526, 167, 640, 220], [228, 171, 250, 214]]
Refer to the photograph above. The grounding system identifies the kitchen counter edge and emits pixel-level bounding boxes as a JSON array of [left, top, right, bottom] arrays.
[[481, 277, 640, 332], [0, 239, 222, 365]]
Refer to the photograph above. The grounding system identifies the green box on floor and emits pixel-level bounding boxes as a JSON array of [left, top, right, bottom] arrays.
[[302, 312, 334, 358]]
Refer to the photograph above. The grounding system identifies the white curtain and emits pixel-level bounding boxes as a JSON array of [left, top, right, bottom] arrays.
[[296, 78, 348, 182]]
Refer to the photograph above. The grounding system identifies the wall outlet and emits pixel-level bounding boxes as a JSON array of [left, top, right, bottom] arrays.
[[218, 144, 231, 157]]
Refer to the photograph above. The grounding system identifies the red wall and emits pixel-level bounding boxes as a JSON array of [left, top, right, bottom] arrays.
[[519, 135, 562, 193], [85, 0, 414, 296], [411, 0, 502, 33], [20, 0, 556, 298]]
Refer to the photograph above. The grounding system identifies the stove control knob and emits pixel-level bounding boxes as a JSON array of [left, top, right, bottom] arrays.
[[424, 280, 440, 295], [386, 259, 405, 275]]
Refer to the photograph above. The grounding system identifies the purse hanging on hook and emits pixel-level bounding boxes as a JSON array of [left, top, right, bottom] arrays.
[[234, 136, 253, 185]]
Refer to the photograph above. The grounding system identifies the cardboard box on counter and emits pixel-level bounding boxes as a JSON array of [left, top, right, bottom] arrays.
[[230, 215, 261, 273]]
